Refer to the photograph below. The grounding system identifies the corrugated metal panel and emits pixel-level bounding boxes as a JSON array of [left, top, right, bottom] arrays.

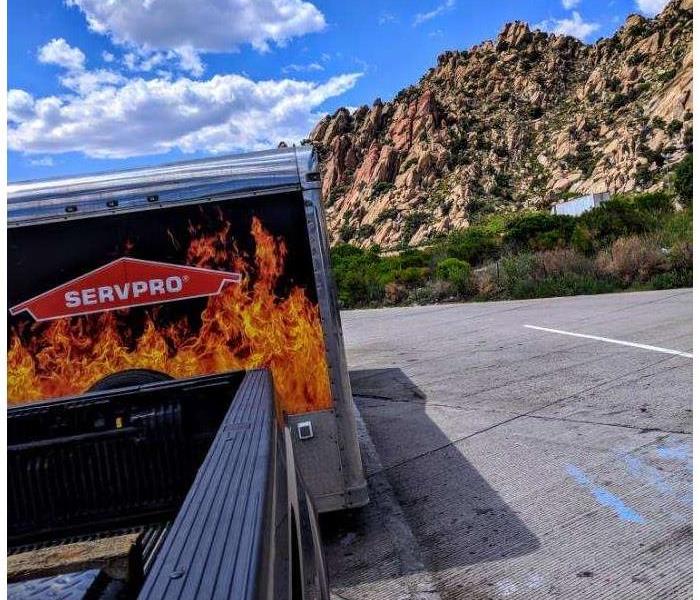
[[8, 147, 312, 224], [139, 369, 275, 600]]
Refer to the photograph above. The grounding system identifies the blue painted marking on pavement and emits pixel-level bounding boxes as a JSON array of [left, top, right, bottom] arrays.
[[566, 464, 646, 524], [657, 443, 691, 461], [624, 455, 672, 494]]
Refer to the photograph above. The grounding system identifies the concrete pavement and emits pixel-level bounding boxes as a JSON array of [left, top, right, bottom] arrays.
[[322, 289, 692, 599]]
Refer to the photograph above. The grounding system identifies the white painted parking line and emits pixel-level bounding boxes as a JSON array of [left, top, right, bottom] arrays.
[[524, 325, 693, 358]]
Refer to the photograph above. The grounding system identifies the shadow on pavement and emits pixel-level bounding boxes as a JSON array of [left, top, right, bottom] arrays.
[[320, 367, 540, 592]]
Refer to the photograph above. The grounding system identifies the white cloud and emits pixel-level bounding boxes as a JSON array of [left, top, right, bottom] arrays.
[[28, 156, 55, 167], [123, 51, 164, 72], [65, 0, 326, 55], [8, 90, 36, 123], [562, 0, 580, 9], [636, 0, 670, 15], [534, 11, 600, 40], [60, 69, 126, 94], [282, 62, 324, 74], [122, 47, 204, 77], [8, 72, 362, 159], [37, 38, 86, 71], [378, 12, 397, 25], [174, 47, 204, 77], [36, 39, 127, 94], [102, 51, 115, 62], [414, 0, 455, 26]]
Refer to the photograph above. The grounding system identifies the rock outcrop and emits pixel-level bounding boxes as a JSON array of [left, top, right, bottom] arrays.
[[309, 0, 693, 247]]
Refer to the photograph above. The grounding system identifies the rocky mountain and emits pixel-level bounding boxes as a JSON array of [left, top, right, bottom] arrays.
[[309, 0, 693, 248]]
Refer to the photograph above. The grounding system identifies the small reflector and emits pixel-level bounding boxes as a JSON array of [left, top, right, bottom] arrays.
[[297, 421, 313, 440]]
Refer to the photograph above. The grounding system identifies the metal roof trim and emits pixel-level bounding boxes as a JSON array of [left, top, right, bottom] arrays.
[[8, 146, 317, 224]]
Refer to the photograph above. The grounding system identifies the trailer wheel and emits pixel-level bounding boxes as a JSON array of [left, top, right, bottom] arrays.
[[89, 369, 173, 392]]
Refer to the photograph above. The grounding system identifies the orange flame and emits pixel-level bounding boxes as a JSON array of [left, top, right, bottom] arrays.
[[7, 217, 333, 416]]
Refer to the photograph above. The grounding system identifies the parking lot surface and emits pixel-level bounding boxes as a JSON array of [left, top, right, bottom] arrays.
[[322, 289, 692, 599]]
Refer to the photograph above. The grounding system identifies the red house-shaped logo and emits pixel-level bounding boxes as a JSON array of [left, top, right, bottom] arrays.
[[10, 257, 242, 322]]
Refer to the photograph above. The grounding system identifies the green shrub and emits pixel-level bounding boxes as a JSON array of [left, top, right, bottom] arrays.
[[372, 181, 395, 197], [478, 213, 511, 235], [673, 153, 692, 207], [327, 185, 347, 207], [435, 258, 472, 295], [397, 248, 431, 268], [634, 191, 673, 214], [510, 273, 618, 299], [683, 127, 693, 151], [571, 223, 595, 254], [626, 21, 648, 37], [396, 266, 430, 287], [609, 92, 628, 111], [329, 190, 692, 307], [376, 207, 399, 222], [658, 68, 677, 83], [440, 226, 500, 265], [668, 240, 692, 272], [658, 210, 692, 246], [357, 223, 376, 239], [338, 222, 355, 242], [529, 105, 544, 119], [667, 119, 683, 135], [402, 211, 430, 244], [576, 196, 650, 248], [500, 253, 538, 288], [504, 213, 576, 251], [649, 269, 692, 289], [330, 244, 383, 308]]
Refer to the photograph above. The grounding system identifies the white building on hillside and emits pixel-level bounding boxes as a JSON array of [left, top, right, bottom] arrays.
[[551, 192, 611, 216]]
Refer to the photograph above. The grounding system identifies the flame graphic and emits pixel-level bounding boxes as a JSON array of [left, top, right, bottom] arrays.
[[7, 217, 333, 415]]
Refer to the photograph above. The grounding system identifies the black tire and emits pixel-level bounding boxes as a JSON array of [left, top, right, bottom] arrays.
[[88, 368, 173, 392]]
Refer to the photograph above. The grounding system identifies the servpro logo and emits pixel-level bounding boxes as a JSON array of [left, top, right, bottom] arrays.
[[64, 276, 185, 308], [10, 257, 242, 322]]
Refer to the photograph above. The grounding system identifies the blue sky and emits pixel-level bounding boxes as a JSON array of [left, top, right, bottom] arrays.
[[8, 0, 669, 181]]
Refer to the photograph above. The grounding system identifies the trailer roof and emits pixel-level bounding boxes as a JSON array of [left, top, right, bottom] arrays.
[[8, 146, 318, 225]]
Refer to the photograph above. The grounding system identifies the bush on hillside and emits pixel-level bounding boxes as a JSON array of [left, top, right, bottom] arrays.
[[435, 258, 472, 295], [573, 193, 671, 252], [503, 213, 576, 251], [674, 153, 693, 207], [669, 240, 692, 272], [438, 226, 501, 265], [595, 236, 667, 284], [329, 190, 692, 307], [658, 210, 692, 247], [633, 191, 674, 214], [535, 248, 596, 279], [473, 263, 502, 299]]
